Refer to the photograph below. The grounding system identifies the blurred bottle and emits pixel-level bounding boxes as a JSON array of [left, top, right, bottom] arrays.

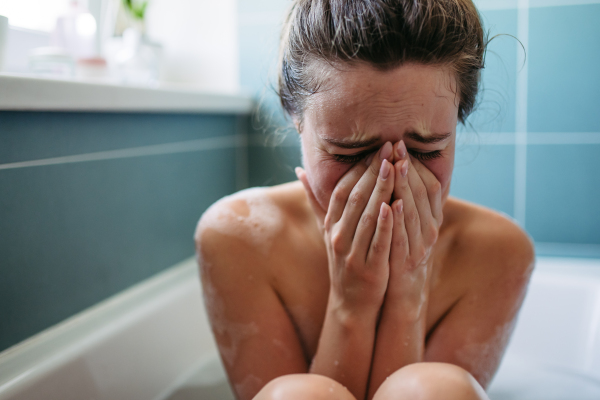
[[115, 27, 161, 86], [52, 0, 97, 59]]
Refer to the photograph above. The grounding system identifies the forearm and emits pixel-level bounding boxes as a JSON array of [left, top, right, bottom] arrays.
[[366, 296, 428, 399], [309, 295, 379, 400]]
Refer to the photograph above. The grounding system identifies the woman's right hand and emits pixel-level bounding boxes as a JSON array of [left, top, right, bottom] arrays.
[[296, 142, 396, 313]]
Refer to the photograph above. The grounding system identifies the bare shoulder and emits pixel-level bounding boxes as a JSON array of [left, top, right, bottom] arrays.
[[443, 197, 535, 280], [194, 181, 308, 273]]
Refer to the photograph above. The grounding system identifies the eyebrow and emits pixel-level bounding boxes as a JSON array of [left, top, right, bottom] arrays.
[[322, 137, 379, 149], [322, 130, 452, 149], [405, 131, 452, 144]]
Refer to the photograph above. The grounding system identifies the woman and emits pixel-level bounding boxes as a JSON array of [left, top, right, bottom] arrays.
[[195, 1, 534, 399]]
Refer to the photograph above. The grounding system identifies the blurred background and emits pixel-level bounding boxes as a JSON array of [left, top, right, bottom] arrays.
[[0, 0, 599, 356]]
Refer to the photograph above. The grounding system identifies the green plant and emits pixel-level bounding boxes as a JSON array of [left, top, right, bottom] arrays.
[[122, 0, 148, 20]]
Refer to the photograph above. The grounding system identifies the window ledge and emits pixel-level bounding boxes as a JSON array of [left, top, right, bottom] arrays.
[[0, 73, 254, 114]]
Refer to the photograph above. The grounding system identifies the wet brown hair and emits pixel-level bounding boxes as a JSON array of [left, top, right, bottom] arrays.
[[277, 0, 486, 125]]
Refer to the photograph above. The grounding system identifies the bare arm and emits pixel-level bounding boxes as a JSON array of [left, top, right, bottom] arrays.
[[423, 218, 535, 387], [367, 141, 442, 398], [297, 142, 396, 399], [196, 212, 308, 400], [367, 141, 534, 394]]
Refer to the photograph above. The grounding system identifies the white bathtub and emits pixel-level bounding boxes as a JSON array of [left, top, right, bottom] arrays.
[[1, 256, 600, 400]]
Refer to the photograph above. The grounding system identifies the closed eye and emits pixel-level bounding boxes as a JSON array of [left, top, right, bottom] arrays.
[[409, 150, 442, 162], [332, 151, 370, 164]]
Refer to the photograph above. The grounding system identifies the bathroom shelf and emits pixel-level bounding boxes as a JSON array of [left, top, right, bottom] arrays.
[[0, 73, 254, 114]]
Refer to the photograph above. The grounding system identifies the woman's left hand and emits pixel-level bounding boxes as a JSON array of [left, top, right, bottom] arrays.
[[386, 140, 444, 313]]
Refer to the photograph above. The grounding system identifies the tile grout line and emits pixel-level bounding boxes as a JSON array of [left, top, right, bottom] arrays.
[[514, 0, 529, 228], [0, 135, 246, 171], [471, 0, 600, 11], [456, 132, 600, 145]]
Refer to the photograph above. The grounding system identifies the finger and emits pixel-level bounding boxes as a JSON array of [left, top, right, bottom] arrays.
[[409, 157, 443, 227], [326, 155, 371, 228], [337, 142, 394, 248], [366, 203, 393, 267], [352, 158, 395, 262], [394, 140, 435, 245], [296, 167, 326, 223], [393, 159, 421, 255], [405, 155, 437, 244], [389, 199, 408, 266]]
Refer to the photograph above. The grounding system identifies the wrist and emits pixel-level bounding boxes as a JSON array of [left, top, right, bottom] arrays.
[[381, 291, 428, 322], [326, 293, 380, 329]]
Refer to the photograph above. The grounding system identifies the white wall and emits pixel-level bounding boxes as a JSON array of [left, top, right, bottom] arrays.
[[145, 0, 239, 94]]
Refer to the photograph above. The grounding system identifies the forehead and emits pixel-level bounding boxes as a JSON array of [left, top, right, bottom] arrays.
[[303, 63, 459, 141]]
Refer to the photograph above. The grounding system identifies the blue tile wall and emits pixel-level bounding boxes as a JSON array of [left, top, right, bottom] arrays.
[[0, 112, 238, 163], [528, 4, 600, 133], [526, 144, 600, 244], [238, 1, 600, 255], [451, 8, 518, 219], [450, 144, 516, 217]]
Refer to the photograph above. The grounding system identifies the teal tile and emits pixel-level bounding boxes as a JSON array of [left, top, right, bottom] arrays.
[[0, 149, 237, 352], [450, 144, 515, 216], [528, 4, 600, 132], [0, 112, 237, 164], [248, 143, 301, 187], [526, 144, 600, 244]]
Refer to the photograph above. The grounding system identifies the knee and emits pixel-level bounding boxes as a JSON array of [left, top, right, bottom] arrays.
[[373, 363, 488, 400], [254, 374, 356, 400]]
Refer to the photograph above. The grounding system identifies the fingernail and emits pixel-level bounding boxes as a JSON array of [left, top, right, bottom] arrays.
[[365, 152, 376, 165], [396, 141, 407, 159], [380, 203, 389, 220], [380, 142, 392, 160], [401, 160, 408, 177], [396, 199, 403, 214], [295, 167, 303, 179], [379, 159, 390, 180]]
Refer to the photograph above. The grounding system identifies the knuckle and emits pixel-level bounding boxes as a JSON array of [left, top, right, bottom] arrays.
[[414, 246, 427, 261], [393, 234, 407, 250], [345, 252, 361, 270], [370, 240, 386, 256], [331, 230, 346, 254], [348, 191, 366, 207], [404, 258, 419, 272], [415, 186, 428, 202], [360, 212, 376, 227], [323, 214, 334, 232], [331, 187, 346, 205], [427, 226, 439, 243], [431, 180, 442, 195], [406, 209, 419, 225]]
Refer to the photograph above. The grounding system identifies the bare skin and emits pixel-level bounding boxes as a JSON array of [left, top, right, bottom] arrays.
[[195, 63, 534, 400]]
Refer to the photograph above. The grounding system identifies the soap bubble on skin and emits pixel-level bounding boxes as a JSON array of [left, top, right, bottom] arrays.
[[199, 274, 260, 368], [194, 189, 283, 370], [455, 321, 516, 387], [197, 188, 283, 257], [234, 374, 263, 400]]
